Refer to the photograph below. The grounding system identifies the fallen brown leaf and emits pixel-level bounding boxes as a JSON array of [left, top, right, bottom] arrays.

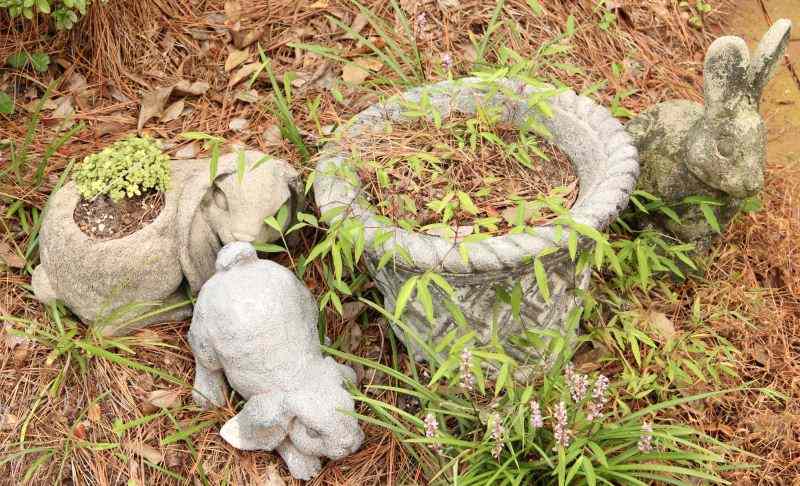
[[647, 311, 676, 342], [229, 63, 261, 88], [51, 96, 74, 119], [66, 81, 90, 111], [172, 80, 210, 96], [0, 412, 19, 431], [146, 389, 181, 410], [342, 57, 383, 85], [232, 28, 265, 49], [0, 241, 24, 268], [164, 450, 182, 468], [225, 49, 249, 72], [234, 89, 260, 103], [224, 0, 242, 23], [343, 322, 363, 353], [343, 13, 369, 39], [357, 57, 383, 72], [125, 441, 164, 464], [160, 99, 185, 123], [95, 121, 129, 137], [87, 403, 102, 422], [137, 86, 172, 131]]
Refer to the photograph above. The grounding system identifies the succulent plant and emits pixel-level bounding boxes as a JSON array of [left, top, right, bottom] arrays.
[[74, 135, 170, 202]]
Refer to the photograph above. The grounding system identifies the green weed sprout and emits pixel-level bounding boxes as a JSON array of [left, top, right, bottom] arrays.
[[74, 136, 170, 202], [1, 0, 104, 30]]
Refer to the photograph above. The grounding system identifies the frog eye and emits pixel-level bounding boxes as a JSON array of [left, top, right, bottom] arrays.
[[213, 186, 229, 210]]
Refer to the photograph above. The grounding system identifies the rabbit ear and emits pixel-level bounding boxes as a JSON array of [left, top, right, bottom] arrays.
[[703, 35, 751, 117], [176, 159, 239, 293], [220, 393, 291, 451], [747, 19, 792, 102]]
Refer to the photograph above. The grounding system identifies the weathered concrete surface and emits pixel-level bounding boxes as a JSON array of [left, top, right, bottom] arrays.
[[314, 77, 639, 368], [32, 152, 303, 335], [188, 242, 363, 481], [627, 20, 792, 246]]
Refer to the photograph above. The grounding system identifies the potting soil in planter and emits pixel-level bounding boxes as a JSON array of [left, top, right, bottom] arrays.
[[74, 190, 165, 240]]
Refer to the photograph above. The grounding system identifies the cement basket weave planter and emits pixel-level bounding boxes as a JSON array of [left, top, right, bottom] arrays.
[[314, 77, 639, 366]]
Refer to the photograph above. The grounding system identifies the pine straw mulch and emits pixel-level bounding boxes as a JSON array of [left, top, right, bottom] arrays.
[[353, 115, 578, 233], [6, 0, 800, 484], [684, 159, 800, 483]]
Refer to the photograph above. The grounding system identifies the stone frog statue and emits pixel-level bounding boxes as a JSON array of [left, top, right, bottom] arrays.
[[32, 151, 303, 336], [626, 19, 792, 247], [188, 242, 364, 481]]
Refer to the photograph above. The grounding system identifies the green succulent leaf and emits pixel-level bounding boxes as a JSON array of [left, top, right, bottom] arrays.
[[73, 136, 170, 202]]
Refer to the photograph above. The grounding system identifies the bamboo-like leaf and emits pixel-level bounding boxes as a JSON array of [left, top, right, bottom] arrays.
[[456, 191, 479, 215], [700, 203, 721, 233], [416, 278, 434, 322], [394, 276, 420, 318], [429, 272, 455, 295], [236, 150, 246, 183]]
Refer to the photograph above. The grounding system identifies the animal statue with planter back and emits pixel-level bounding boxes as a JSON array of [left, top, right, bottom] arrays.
[[626, 19, 792, 248], [32, 150, 303, 335], [188, 242, 364, 481]]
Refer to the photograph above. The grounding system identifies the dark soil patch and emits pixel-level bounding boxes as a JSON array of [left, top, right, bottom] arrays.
[[353, 115, 578, 235], [74, 191, 165, 240]]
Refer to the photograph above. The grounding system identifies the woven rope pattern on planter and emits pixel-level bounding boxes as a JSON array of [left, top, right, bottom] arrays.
[[314, 78, 639, 367], [314, 77, 639, 275]]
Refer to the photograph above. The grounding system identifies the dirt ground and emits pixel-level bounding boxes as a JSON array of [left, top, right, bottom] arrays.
[[1, 0, 800, 484]]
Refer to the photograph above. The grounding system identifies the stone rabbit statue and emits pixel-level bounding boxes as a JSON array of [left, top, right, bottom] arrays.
[[32, 151, 304, 336], [626, 19, 792, 247], [188, 242, 363, 481]]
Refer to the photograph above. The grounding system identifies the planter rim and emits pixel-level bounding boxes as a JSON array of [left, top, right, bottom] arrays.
[[313, 77, 639, 274], [48, 181, 177, 248]]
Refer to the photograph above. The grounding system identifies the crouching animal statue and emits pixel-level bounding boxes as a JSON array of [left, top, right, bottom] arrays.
[[626, 20, 792, 248], [188, 242, 364, 480], [32, 151, 303, 335]]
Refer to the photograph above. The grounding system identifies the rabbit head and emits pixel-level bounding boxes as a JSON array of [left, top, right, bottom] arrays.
[[286, 358, 364, 460], [205, 151, 304, 244], [219, 357, 362, 459], [687, 19, 791, 199]]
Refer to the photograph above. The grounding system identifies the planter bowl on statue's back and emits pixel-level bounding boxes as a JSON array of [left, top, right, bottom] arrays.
[[33, 151, 304, 336], [313, 78, 639, 367]]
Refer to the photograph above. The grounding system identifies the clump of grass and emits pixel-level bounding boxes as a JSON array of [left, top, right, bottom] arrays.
[[326, 299, 743, 486]]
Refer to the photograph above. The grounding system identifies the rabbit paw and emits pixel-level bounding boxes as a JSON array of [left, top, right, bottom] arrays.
[[277, 440, 322, 480]]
